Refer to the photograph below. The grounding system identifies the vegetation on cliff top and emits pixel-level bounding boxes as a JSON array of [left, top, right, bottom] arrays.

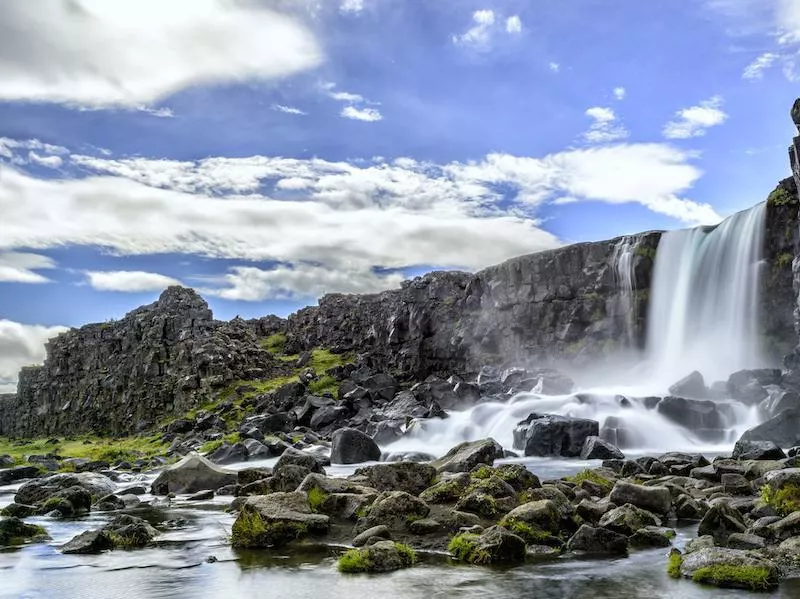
[[0, 434, 168, 467]]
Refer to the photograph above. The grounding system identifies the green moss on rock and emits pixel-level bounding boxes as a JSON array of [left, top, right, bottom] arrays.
[[231, 511, 308, 548], [667, 550, 683, 578], [691, 564, 775, 591], [338, 542, 417, 573]]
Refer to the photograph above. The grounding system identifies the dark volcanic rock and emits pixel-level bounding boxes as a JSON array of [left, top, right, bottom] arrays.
[[566, 524, 627, 555], [738, 409, 800, 448], [513, 413, 599, 457], [656, 396, 733, 440], [0, 287, 290, 437], [431, 439, 503, 473], [580, 436, 624, 460], [732, 439, 786, 461], [330, 428, 381, 464], [668, 371, 708, 399], [15, 472, 115, 506]]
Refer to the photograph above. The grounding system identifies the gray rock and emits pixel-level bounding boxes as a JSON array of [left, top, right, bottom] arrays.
[[513, 413, 599, 457], [330, 428, 381, 465], [599, 504, 661, 536], [352, 462, 436, 496], [343, 539, 415, 572], [727, 533, 766, 550], [678, 547, 779, 590], [353, 525, 390, 547], [358, 491, 429, 532], [208, 442, 248, 465], [668, 371, 708, 399], [0, 466, 41, 486], [566, 524, 627, 555], [151, 453, 237, 495], [609, 481, 672, 515], [738, 408, 800, 448], [61, 530, 115, 554], [698, 503, 746, 544], [629, 526, 675, 548], [580, 436, 624, 460], [726, 370, 772, 405], [234, 492, 330, 548], [462, 525, 526, 564], [656, 396, 733, 441], [732, 439, 786, 461], [431, 439, 503, 473], [0, 517, 47, 546], [685, 535, 715, 553], [502, 500, 560, 533], [15, 472, 116, 506]]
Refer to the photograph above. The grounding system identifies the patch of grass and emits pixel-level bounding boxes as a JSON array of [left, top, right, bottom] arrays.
[[565, 469, 613, 494], [768, 187, 796, 207], [760, 483, 800, 517], [420, 479, 464, 504], [667, 551, 683, 579], [447, 533, 491, 565], [231, 510, 308, 548], [635, 245, 657, 260], [199, 432, 239, 455], [0, 435, 168, 466], [471, 466, 495, 480], [776, 252, 793, 269], [308, 375, 339, 397], [307, 488, 329, 513], [394, 543, 417, 567], [261, 333, 288, 354], [691, 564, 774, 591]]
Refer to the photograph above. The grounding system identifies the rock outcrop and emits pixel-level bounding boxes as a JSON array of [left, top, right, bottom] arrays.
[[0, 287, 289, 437]]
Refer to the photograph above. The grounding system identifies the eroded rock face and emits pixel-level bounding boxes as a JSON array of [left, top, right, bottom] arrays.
[[0, 287, 289, 437]]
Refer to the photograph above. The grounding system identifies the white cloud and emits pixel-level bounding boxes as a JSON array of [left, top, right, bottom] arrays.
[[453, 9, 499, 48], [613, 87, 626, 100], [28, 152, 63, 168], [0, 138, 68, 159], [340, 0, 364, 14], [84, 270, 183, 293], [583, 107, 630, 143], [0, 252, 56, 284], [206, 264, 405, 301], [663, 96, 728, 139], [329, 91, 365, 103], [0, 0, 322, 108], [743, 52, 779, 78], [0, 320, 69, 393], [341, 106, 383, 122], [549, 62, 561, 73], [506, 16, 522, 34], [272, 104, 307, 115], [777, 0, 800, 44]]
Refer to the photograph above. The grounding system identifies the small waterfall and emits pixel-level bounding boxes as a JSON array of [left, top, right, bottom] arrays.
[[645, 203, 767, 387], [610, 236, 638, 347]]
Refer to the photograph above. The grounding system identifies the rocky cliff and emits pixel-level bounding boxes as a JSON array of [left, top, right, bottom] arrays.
[[0, 288, 289, 437]]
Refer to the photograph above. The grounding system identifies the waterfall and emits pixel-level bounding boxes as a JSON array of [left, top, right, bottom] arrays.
[[645, 202, 767, 387], [610, 236, 638, 347]]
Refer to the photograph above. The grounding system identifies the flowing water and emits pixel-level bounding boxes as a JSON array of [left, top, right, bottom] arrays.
[[610, 235, 638, 348]]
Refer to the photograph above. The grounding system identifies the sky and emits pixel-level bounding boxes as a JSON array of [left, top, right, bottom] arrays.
[[0, 0, 799, 392]]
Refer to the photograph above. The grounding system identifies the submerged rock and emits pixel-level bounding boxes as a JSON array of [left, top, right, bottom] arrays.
[[338, 540, 416, 573], [0, 517, 47, 547]]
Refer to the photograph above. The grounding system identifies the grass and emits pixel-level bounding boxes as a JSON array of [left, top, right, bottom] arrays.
[[776, 251, 793, 269], [338, 542, 417, 573], [691, 565, 774, 591], [198, 432, 240, 455], [634, 245, 657, 260], [420, 479, 464, 504], [447, 533, 491, 565], [307, 374, 339, 397], [0, 434, 168, 466], [471, 466, 494, 479], [261, 333, 288, 354], [307, 488, 329, 513], [760, 483, 800, 517], [565, 469, 613, 494], [667, 551, 683, 578], [231, 510, 308, 548]]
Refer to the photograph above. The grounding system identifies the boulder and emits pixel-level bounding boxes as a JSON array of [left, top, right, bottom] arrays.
[[232, 492, 330, 548], [698, 503, 746, 544], [732, 439, 786, 461], [629, 526, 675, 548], [358, 491, 429, 532], [501, 500, 560, 534], [431, 439, 503, 473], [668, 371, 708, 399], [580, 436, 624, 460], [678, 547, 779, 591], [598, 504, 661, 536], [450, 525, 526, 564], [151, 454, 237, 495], [330, 428, 381, 465], [338, 540, 415, 573], [0, 517, 46, 546], [656, 397, 733, 440], [513, 414, 599, 457], [15, 472, 116, 506], [609, 481, 672, 515], [566, 524, 627, 555], [208, 442, 249, 465], [738, 409, 800, 448], [61, 530, 116, 554], [0, 466, 42, 486], [727, 370, 773, 405], [105, 515, 159, 547], [352, 525, 391, 547], [352, 462, 436, 496], [274, 448, 326, 474], [243, 438, 272, 460]]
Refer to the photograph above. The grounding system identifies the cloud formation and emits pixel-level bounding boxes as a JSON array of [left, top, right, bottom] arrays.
[[453, 9, 522, 49], [662, 97, 728, 139], [0, 252, 56, 284], [0, 0, 322, 108], [85, 270, 183, 293], [341, 106, 383, 121], [0, 320, 69, 393]]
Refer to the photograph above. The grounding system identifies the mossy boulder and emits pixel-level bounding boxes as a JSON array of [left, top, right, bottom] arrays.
[[419, 473, 471, 504], [351, 462, 436, 496], [357, 490, 430, 532], [61, 530, 116, 554], [232, 492, 330, 548], [598, 503, 661, 536], [0, 517, 48, 547], [448, 525, 526, 565], [338, 541, 416, 573], [501, 500, 560, 534], [629, 526, 675, 548], [0, 503, 37, 518], [455, 491, 503, 519], [678, 547, 779, 591], [471, 464, 540, 492], [60, 514, 159, 553], [566, 524, 627, 555], [697, 503, 746, 544]]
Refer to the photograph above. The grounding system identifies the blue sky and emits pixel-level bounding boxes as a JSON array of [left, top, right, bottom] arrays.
[[0, 0, 799, 390]]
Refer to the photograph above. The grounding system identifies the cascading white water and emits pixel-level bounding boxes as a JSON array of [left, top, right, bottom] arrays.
[[610, 236, 637, 347], [645, 202, 767, 387], [381, 203, 770, 457]]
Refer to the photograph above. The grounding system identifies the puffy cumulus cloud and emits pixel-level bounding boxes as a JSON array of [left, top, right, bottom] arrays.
[[341, 106, 383, 122], [0, 320, 69, 393], [583, 107, 630, 144], [453, 9, 522, 49], [84, 270, 183, 292], [0, 252, 56, 283], [506, 16, 522, 34], [27, 152, 63, 168], [0, 0, 322, 108], [613, 87, 626, 100], [662, 97, 728, 139], [206, 264, 405, 301]]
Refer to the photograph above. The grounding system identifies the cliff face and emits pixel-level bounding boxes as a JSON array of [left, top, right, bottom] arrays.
[[285, 231, 662, 379], [0, 288, 288, 437]]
